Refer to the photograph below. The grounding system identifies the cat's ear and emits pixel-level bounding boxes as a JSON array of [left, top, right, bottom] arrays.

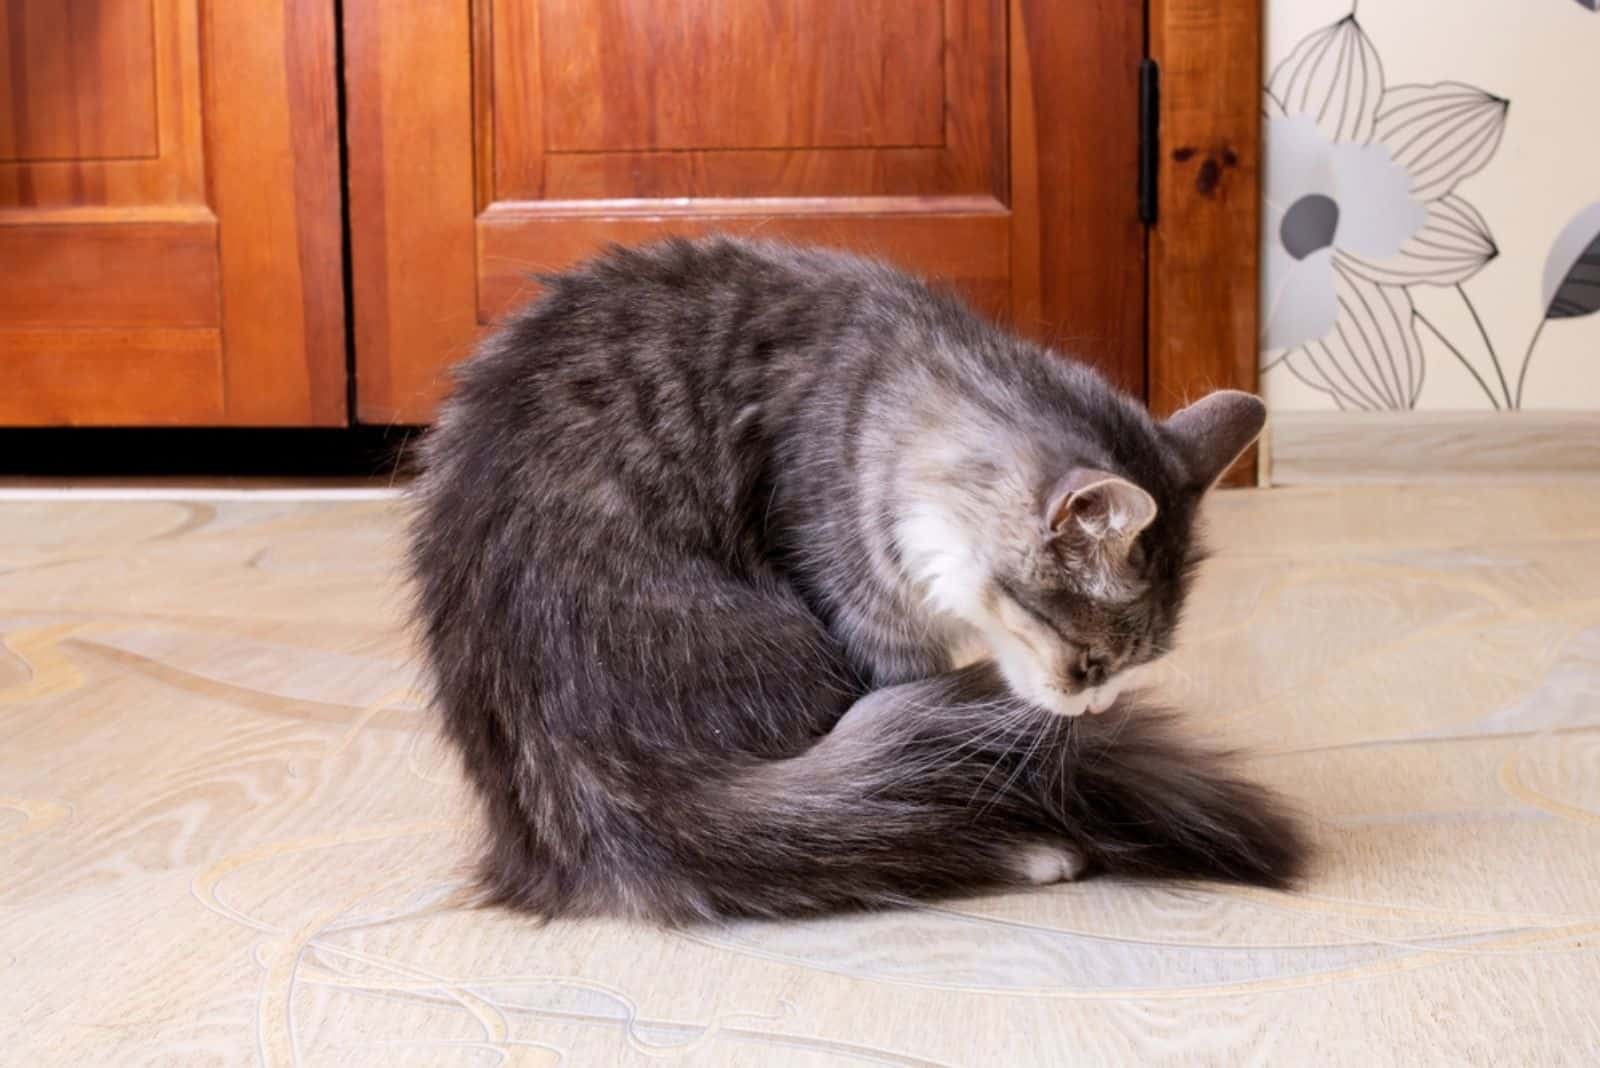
[[1046, 469, 1157, 542], [1163, 390, 1267, 490]]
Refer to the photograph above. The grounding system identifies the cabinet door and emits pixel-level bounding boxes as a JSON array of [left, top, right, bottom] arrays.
[[0, 0, 345, 426], [347, 1, 1144, 423]]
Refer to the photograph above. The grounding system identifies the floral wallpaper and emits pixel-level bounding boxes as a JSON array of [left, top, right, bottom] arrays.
[[1263, 0, 1600, 410]]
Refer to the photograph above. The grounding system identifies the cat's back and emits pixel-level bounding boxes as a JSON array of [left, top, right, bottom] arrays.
[[436, 236, 967, 470]]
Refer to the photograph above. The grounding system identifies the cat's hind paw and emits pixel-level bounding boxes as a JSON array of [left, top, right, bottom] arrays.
[[1014, 844, 1086, 885]]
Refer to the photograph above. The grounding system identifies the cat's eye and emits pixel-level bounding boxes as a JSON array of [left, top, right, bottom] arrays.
[[1006, 592, 1069, 640], [1013, 596, 1053, 629]]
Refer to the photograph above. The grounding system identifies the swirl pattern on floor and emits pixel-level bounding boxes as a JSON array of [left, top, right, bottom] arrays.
[[3, 486, 1598, 1065]]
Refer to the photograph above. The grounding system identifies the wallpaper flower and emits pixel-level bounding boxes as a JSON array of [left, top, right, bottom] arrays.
[[1262, 12, 1516, 409], [1260, 9, 1600, 412], [1262, 109, 1426, 353]]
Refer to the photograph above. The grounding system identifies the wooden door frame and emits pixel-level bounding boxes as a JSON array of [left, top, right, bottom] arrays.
[[1148, 0, 1264, 485], [1013, 0, 1147, 399]]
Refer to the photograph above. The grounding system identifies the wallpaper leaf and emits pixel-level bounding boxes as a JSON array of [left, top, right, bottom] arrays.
[[1266, 15, 1385, 143], [1541, 201, 1600, 319], [1374, 83, 1510, 201], [1516, 201, 1600, 403], [1339, 194, 1498, 287]]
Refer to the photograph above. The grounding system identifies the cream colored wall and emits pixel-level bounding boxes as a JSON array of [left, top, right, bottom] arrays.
[[1262, 0, 1600, 411]]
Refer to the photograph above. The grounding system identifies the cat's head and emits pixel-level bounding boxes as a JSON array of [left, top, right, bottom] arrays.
[[914, 389, 1266, 718]]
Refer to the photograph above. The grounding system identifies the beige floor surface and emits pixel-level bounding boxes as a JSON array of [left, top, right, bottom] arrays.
[[3, 486, 1599, 1066]]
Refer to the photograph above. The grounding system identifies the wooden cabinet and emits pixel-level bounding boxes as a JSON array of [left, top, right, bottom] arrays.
[[344, 0, 1146, 423], [0, 0, 345, 426], [2, 3, 1256, 436]]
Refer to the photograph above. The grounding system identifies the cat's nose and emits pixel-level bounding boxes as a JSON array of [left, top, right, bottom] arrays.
[[1069, 651, 1111, 689]]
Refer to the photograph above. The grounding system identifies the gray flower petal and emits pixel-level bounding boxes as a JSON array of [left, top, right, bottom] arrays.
[[1340, 195, 1499, 287], [1375, 83, 1510, 201], [1265, 115, 1336, 210], [1328, 140, 1427, 260], [1264, 245, 1338, 352]]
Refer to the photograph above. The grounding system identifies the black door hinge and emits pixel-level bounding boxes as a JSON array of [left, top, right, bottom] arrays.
[[1138, 58, 1159, 225]]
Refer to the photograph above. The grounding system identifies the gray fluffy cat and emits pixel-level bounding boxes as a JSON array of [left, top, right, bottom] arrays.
[[410, 236, 1306, 922]]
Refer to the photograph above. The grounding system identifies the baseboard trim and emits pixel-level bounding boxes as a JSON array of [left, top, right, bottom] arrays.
[[1267, 411, 1600, 484]]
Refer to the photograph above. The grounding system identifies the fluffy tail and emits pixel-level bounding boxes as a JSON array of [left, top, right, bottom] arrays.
[[653, 665, 1308, 920], [1038, 704, 1308, 886]]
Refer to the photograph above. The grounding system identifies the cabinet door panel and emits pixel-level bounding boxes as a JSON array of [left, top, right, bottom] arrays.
[[349, 0, 1144, 423], [0, 0, 160, 161], [0, 0, 345, 426], [476, 200, 1013, 324], [0, 220, 219, 326], [0, 328, 221, 425], [537, 0, 944, 152], [488, 0, 1003, 203]]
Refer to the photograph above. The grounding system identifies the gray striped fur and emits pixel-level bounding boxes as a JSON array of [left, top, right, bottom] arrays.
[[409, 237, 1304, 922]]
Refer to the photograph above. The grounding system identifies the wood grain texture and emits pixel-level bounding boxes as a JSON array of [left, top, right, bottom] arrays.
[[203, 0, 346, 426], [354, 0, 1141, 424], [0, 328, 222, 424], [345, 0, 480, 424], [485, 0, 541, 204], [538, 0, 943, 152], [950, 0, 1009, 203], [0, 0, 159, 162], [0, 0, 204, 210], [6, 486, 1600, 1063], [1, 0, 345, 427], [1148, 0, 1262, 482], [533, 147, 983, 201], [477, 199, 1012, 326], [0, 219, 219, 326], [1269, 411, 1600, 484], [1010, 0, 1146, 394], [490, 0, 1003, 203]]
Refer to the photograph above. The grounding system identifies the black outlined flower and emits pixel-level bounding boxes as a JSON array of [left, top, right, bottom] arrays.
[[1263, 13, 1511, 408]]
